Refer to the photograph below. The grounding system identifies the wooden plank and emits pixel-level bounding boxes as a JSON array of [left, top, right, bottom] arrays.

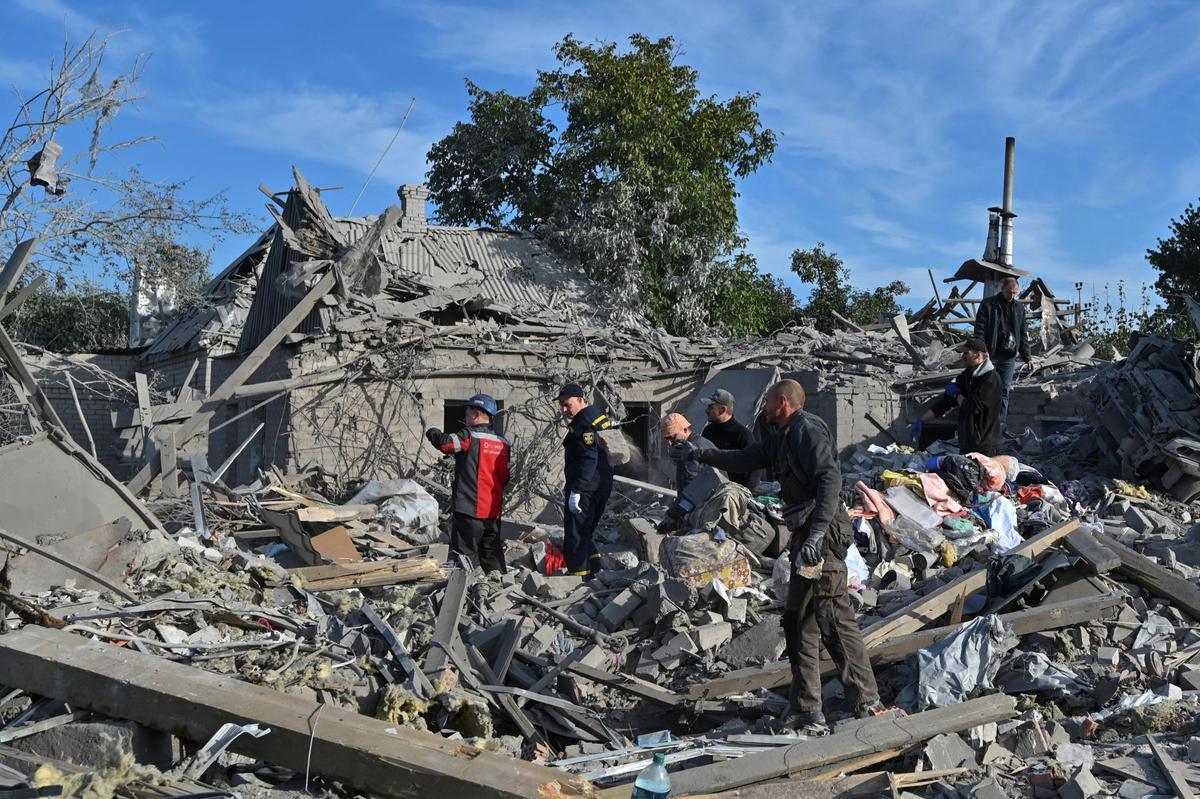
[[288, 559, 445, 591], [465, 644, 547, 748], [126, 270, 338, 495], [1148, 734, 1196, 799], [868, 592, 1126, 664], [517, 649, 682, 708], [211, 421, 264, 483], [889, 314, 925, 368], [134, 372, 157, 475], [65, 374, 97, 459], [830, 310, 864, 333], [0, 323, 65, 429], [0, 273, 47, 322], [0, 239, 38, 298], [691, 519, 1081, 697], [1097, 532, 1200, 619], [296, 504, 377, 523], [612, 474, 676, 498], [0, 710, 89, 743], [491, 617, 521, 682], [668, 693, 1016, 795], [1064, 528, 1120, 574], [158, 428, 179, 499], [0, 627, 589, 799], [360, 602, 434, 698], [176, 358, 200, 403]]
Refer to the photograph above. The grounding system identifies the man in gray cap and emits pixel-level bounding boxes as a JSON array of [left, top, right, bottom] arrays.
[[914, 337, 1004, 455], [700, 388, 761, 490]]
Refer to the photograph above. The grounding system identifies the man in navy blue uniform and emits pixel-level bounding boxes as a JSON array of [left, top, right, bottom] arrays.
[[557, 383, 614, 577]]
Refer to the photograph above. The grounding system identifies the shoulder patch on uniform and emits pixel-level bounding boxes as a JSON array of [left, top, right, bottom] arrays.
[[582, 431, 596, 446]]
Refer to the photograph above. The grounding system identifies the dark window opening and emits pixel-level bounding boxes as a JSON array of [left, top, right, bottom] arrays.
[[444, 399, 505, 437], [613, 401, 656, 481]]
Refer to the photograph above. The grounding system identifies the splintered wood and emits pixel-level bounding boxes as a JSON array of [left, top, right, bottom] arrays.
[[288, 557, 445, 590]]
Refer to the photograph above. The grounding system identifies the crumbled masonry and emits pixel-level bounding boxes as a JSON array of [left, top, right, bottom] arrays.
[[0, 174, 1198, 798]]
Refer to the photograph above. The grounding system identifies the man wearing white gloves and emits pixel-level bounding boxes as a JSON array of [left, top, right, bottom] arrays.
[[557, 383, 614, 577]]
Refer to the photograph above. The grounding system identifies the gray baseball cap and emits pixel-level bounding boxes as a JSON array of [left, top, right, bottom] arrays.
[[700, 388, 736, 407]]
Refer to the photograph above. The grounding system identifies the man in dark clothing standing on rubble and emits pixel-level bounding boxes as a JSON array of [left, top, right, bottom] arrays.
[[699, 388, 762, 491], [684, 379, 881, 731], [915, 338, 1004, 456], [657, 413, 717, 533], [974, 276, 1030, 425], [558, 383, 614, 577], [425, 394, 511, 574]]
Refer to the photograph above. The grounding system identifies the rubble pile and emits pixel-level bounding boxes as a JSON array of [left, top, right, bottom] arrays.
[[2, 409, 1200, 797], [1, 177, 1200, 798], [1084, 333, 1200, 503]]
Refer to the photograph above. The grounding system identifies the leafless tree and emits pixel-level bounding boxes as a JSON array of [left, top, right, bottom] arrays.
[[0, 33, 256, 346]]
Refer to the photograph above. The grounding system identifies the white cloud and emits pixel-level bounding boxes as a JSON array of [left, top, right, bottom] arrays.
[[193, 86, 442, 197], [12, 0, 207, 64], [0, 56, 46, 91]]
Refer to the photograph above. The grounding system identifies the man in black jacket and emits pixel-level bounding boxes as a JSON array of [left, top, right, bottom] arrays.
[[915, 338, 1004, 455], [686, 379, 881, 730], [557, 383, 614, 577], [700, 388, 762, 490], [974, 277, 1030, 425]]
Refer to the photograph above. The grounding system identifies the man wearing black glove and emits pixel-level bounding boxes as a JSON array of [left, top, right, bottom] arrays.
[[917, 337, 1003, 455], [691, 379, 881, 731], [424, 394, 510, 573]]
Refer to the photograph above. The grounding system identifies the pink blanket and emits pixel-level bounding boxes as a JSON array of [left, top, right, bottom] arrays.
[[918, 472, 964, 516], [854, 481, 896, 525]]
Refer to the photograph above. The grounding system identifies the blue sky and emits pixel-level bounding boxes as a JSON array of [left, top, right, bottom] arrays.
[[3, 0, 1199, 310]]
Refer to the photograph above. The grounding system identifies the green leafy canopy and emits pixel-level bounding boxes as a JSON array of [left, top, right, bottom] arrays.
[[426, 34, 784, 335]]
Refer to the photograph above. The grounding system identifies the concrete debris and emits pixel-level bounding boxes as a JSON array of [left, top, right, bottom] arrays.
[[0, 176, 1198, 799]]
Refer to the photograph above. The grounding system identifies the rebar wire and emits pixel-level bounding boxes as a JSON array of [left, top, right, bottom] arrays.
[[348, 98, 416, 216]]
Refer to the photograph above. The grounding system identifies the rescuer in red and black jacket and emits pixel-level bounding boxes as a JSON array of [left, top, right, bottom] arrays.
[[424, 394, 511, 574]]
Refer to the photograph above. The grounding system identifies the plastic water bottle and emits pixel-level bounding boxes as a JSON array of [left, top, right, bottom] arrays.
[[631, 753, 671, 798]]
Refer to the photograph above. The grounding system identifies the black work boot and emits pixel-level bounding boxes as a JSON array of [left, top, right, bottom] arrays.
[[780, 708, 827, 734]]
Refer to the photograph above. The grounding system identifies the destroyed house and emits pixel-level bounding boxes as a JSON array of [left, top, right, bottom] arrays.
[[124, 177, 769, 518], [27, 168, 1090, 522]]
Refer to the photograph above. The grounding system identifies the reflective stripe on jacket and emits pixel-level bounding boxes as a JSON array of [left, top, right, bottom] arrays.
[[563, 406, 613, 494], [430, 423, 510, 518]]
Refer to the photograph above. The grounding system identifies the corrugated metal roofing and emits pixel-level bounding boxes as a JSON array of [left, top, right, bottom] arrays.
[[147, 199, 591, 357], [341, 218, 587, 311], [237, 192, 327, 352], [142, 230, 272, 359]]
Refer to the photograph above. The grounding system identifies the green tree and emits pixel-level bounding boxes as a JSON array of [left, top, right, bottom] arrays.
[[9, 283, 128, 353], [790, 242, 908, 331], [705, 254, 797, 337], [427, 34, 777, 334], [1147, 197, 1200, 325]]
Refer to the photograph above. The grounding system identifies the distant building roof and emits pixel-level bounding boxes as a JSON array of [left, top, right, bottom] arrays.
[[945, 258, 1030, 284]]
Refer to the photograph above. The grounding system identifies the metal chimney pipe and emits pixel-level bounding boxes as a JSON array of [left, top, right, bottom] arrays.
[[999, 137, 1016, 266]]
